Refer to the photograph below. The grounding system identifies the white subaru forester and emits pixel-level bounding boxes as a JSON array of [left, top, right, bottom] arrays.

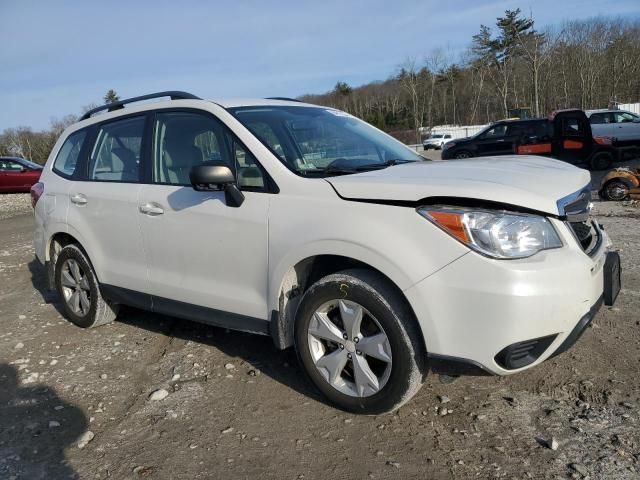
[[32, 92, 621, 414]]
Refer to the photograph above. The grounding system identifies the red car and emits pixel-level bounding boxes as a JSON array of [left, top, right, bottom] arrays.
[[0, 156, 43, 193]]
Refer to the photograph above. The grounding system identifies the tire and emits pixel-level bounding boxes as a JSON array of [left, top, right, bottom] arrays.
[[294, 269, 426, 414], [602, 180, 630, 201], [589, 151, 613, 171], [454, 150, 472, 159], [54, 244, 119, 328]]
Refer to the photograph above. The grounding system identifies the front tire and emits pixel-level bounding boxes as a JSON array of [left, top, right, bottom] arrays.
[[54, 244, 118, 328], [602, 180, 630, 201], [294, 269, 426, 414]]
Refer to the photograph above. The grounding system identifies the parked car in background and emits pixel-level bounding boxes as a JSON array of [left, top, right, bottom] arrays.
[[0, 156, 43, 193], [441, 118, 550, 159], [422, 133, 452, 150], [442, 110, 618, 170], [586, 109, 640, 145], [599, 167, 640, 201], [33, 91, 620, 414]]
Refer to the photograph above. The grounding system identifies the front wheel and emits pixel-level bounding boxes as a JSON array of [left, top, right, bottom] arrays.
[[602, 180, 630, 201], [294, 269, 426, 414], [55, 244, 119, 328]]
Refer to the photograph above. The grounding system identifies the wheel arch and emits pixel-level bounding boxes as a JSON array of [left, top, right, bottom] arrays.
[[47, 231, 96, 289], [269, 250, 425, 352]]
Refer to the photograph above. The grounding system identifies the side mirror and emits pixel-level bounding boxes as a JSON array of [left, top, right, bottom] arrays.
[[189, 162, 245, 208]]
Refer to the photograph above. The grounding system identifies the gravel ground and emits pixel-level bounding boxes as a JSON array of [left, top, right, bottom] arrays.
[[0, 194, 32, 220], [0, 182, 639, 479]]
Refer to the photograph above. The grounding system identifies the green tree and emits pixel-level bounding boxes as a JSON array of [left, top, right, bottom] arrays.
[[103, 89, 120, 104], [333, 81, 352, 96]]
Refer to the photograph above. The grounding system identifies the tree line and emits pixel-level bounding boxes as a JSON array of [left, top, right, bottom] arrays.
[[0, 90, 120, 164], [2, 10, 639, 162], [301, 11, 640, 144]]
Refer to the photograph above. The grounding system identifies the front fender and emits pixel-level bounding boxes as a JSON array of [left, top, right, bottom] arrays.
[[268, 239, 415, 312]]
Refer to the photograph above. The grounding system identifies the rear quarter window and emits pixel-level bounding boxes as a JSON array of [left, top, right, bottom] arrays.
[[53, 130, 87, 178]]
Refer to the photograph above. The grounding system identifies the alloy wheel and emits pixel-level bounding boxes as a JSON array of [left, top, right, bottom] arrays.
[[307, 299, 392, 397], [60, 259, 91, 316]]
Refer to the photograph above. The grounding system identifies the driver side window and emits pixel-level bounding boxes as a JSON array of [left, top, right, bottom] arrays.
[[152, 111, 266, 190], [482, 125, 507, 139]]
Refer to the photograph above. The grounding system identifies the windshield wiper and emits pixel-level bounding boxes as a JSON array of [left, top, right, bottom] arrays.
[[354, 159, 417, 171], [299, 159, 417, 177]]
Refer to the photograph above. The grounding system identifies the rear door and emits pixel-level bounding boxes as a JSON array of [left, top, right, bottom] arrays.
[[65, 115, 150, 301], [588, 112, 615, 138], [137, 109, 270, 321]]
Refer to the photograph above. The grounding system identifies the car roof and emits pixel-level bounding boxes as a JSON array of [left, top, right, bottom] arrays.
[[73, 96, 325, 130], [585, 109, 637, 116], [212, 98, 320, 109]]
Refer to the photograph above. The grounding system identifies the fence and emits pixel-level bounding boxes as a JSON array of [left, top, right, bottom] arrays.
[[428, 124, 488, 139], [618, 103, 640, 115]]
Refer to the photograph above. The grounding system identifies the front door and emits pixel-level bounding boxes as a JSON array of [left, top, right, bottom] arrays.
[[475, 124, 513, 156], [137, 110, 270, 321], [612, 111, 639, 143]]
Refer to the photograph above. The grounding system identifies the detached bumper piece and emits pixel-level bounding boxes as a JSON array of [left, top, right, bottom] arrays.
[[495, 334, 557, 370]]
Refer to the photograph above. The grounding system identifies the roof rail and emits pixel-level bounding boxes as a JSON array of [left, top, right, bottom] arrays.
[[79, 91, 201, 121], [265, 97, 302, 103]]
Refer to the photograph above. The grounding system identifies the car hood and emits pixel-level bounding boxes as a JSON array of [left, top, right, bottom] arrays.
[[325, 156, 591, 215]]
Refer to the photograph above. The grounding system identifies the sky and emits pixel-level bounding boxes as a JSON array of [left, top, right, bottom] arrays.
[[1, 0, 639, 130]]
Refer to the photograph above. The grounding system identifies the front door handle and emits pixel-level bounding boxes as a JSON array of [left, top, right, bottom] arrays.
[[139, 203, 164, 216], [70, 194, 88, 205]]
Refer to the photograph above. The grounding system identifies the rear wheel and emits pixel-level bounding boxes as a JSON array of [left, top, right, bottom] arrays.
[[602, 180, 630, 201], [589, 151, 613, 171], [454, 150, 472, 159], [294, 269, 426, 414], [55, 244, 118, 328]]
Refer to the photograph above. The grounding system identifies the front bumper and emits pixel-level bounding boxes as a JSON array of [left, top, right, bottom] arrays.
[[404, 222, 618, 376]]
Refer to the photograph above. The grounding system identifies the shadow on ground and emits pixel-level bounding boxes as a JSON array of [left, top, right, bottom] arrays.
[[116, 306, 331, 406], [27, 259, 328, 407], [0, 364, 87, 480]]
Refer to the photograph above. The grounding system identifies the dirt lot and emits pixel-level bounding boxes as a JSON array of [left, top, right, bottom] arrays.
[[1, 181, 639, 479]]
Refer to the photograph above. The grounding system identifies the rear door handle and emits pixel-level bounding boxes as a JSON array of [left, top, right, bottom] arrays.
[[70, 194, 88, 205], [139, 203, 164, 216]]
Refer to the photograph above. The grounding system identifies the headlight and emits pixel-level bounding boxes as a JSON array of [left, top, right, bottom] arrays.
[[417, 206, 563, 259]]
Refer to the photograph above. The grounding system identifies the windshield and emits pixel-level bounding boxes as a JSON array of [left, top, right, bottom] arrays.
[[228, 106, 423, 176], [17, 158, 43, 169], [430, 134, 444, 139]]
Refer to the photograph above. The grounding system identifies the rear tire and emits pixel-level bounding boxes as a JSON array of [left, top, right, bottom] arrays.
[[54, 244, 118, 328], [589, 151, 613, 171], [294, 269, 426, 414]]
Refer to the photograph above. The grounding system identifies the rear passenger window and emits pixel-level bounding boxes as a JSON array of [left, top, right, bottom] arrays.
[[53, 130, 86, 177], [89, 116, 145, 182]]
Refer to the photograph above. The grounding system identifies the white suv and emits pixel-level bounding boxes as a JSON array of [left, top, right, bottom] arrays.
[[32, 92, 621, 414], [586, 109, 640, 144], [422, 133, 452, 150]]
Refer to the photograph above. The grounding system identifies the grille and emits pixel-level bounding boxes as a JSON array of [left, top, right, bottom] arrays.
[[558, 187, 600, 255], [569, 220, 598, 253]]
